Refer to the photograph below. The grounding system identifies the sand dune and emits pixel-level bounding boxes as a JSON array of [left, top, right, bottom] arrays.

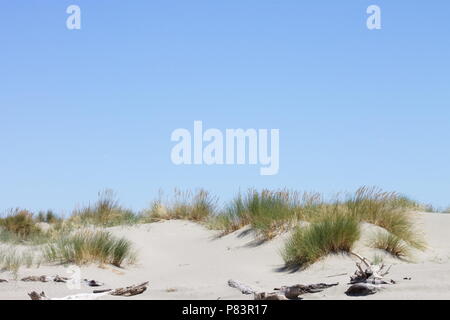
[[1, 212, 450, 300]]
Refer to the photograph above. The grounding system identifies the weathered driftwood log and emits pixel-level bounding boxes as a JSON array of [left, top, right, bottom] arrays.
[[29, 291, 111, 300], [254, 292, 289, 301], [83, 279, 104, 287], [0, 279, 8, 283], [275, 283, 339, 300], [21, 275, 70, 283], [228, 279, 285, 300], [21, 275, 105, 287], [110, 281, 149, 297], [28, 281, 149, 300], [229, 279, 338, 300], [345, 252, 395, 296], [345, 283, 381, 296], [22, 276, 52, 282], [228, 279, 257, 295], [28, 291, 48, 300], [350, 252, 393, 284]]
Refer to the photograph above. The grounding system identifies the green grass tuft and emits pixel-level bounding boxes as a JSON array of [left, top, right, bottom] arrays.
[[0, 209, 43, 243], [282, 210, 360, 268], [70, 189, 138, 227], [0, 247, 40, 273], [369, 231, 410, 258], [344, 186, 426, 250], [43, 230, 136, 267], [142, 189, 217, 222]]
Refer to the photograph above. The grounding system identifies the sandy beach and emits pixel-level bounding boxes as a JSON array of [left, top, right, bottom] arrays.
[[1, 212, 449, 300]]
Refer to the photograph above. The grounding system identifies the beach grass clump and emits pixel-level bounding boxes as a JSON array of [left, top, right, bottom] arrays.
[[0, 209, 71, 245], [282, 209, 360, 268], [242, 189, 300, 239], [344, 186, 425, 250], [369, 231, 410, 258], [0, 247, 40, 272], [70, 190, 138, 227], [209, 189, 324, 239], [36, 210, 61, 224], [0, 209, 42, 241], [208, 189, 300, 239], [142, 189, 218, 222], [207, 194, 248, 234], [43, 230, 135, 267]]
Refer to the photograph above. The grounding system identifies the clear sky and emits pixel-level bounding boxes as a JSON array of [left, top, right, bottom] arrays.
[[1, 1, 449, 214]]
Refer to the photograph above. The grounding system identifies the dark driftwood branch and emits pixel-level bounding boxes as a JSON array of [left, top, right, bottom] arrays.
[[22, 275, 71, 283], [254, 292, 288, 301], [28, 281, 149, 300], [28, 291, 48, 300], [228, 279, 338, 300], [274, 283, 339, 300], [345, 283, 380, 296], [110, 281, 149, 297], [22, 275, 105, 287]]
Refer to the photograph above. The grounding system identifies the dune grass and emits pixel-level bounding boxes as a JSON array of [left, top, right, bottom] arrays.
[[0, 210, 76, 246], [209, 186, 426, 254], [0, 209, 42, 240], [243, 190, 299, 239], [344, 186, 425, 250], [43, 230, 136, 267], [0, 186, 429, 271], [36, 210, 61, 224], [0, 247, 40, 273], [209, 189, 297, 239], [369, 231, 410, 258], [0, 209, 58, 246], [282, 209, 360, 268], [207, 194, 248, 234], [142, 189, 218, 222], [208, 189, 324, 240], [70, 190, 138, 227]]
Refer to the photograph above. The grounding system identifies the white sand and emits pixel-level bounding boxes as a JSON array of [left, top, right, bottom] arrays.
[[1, 212, 450, 300]]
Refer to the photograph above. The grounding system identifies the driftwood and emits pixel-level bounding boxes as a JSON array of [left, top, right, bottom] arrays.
[[83, 279, 105, 287], [21, 275, 104, 287], [28, 291, 48, 300], [254, 292, 288, 301], [228, 279, 285, 300], [28, 281, 149, 300], [21, 275, 70, 283], [228, 279, 338, 300], [346, 252, 395, 296], [28, 291, 110, 300], [274, 283, 339, 300], [350, 252, 393, 284], [110, 281, 149, 297], [228, 279, 257, 295], [0, 279, 8, 283], [345, 283, 381, 296], [22, 276, 54, 282], [326, 273, 347, 278]]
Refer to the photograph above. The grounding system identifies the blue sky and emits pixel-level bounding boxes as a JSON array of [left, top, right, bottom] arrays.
[[1, 1, 449, 214]]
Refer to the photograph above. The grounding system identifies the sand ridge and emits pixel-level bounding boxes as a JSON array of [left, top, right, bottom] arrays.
[[1, 212, 449, 300]]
